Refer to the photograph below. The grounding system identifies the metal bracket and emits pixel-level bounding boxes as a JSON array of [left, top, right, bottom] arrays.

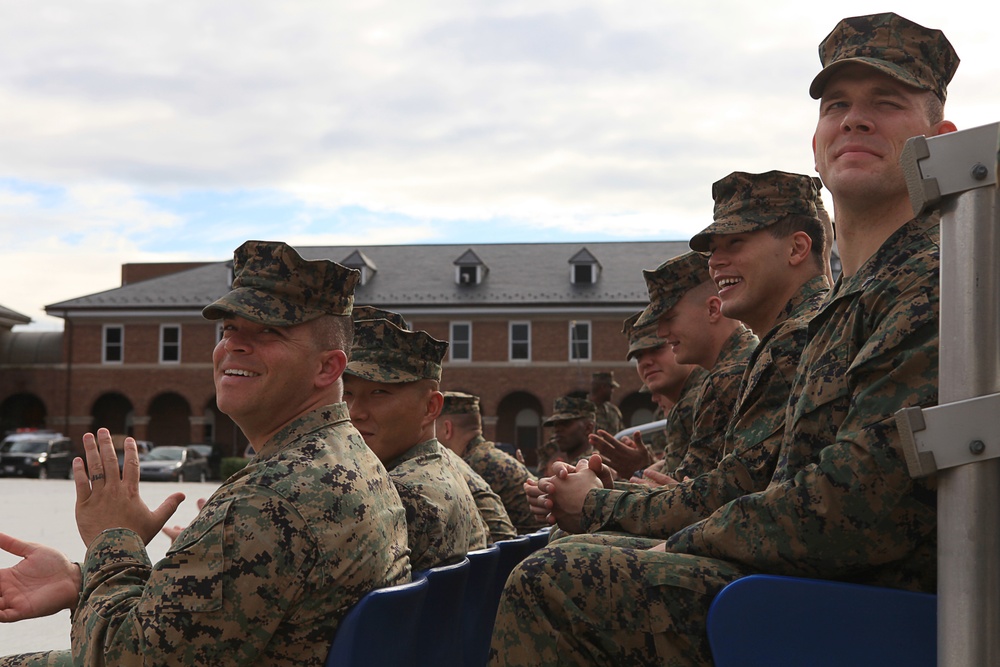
[[896, 391, 1000, 478], [900, 121, 1000, 216]]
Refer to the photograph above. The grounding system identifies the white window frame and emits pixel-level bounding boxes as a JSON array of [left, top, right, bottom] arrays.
[[509, 321, 531, 362], [450, 321, 472, 362], [568, 320, 591, 361], [455, 265, 481, 285], [102, 324, 124, 364], [160, 324, 182, 364]]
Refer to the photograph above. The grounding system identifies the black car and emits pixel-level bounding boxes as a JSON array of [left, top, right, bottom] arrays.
[[0, 432, 75, 479]]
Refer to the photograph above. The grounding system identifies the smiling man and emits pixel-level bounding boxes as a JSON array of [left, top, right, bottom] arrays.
[[491, 13, 956, 667], [636, 251, 757, 479], [343, 316, 488, 571], [0, 240, 410, 667]]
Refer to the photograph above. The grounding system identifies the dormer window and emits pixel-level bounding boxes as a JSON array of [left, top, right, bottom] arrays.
[[341, 250, 378, 287], [569, 248, 601, 285], [454, 249, 487, 286]]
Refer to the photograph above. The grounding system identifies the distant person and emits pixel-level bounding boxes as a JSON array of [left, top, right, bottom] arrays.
[[588, 372, 623, 435], [536, 396, 597, 477], [0, 240, 409, 666], [437, 391, 544, 534]]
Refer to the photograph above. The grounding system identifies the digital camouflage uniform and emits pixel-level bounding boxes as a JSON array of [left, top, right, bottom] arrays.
[[586, 274, 830, 538], [443, 445, 517, 543], [345, 315, 489, 571], [1, 241, 411, 667], [593, 400, 623, 436], [464, 435, 543, 534], [539, 396, 598, 475], [671, 326, 757, 480], [490, 12, 954, 660], [387, 439, 490, 571], [660, 368, 708, 471]]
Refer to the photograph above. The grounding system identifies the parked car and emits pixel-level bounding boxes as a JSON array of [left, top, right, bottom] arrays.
[[139, 445, 210, 482], [0, 431, 74, 479], [187, 443, 222, 480]]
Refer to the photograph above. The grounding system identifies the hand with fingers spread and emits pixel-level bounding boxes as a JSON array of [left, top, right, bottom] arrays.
[[74, 428, 186, 547], [0, 533, 81, 622], [590, 428, 652, 480]]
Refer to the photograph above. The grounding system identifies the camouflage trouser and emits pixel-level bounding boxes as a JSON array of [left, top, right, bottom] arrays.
[[488, 541, 749, 667], [0, 651, 71, 667]]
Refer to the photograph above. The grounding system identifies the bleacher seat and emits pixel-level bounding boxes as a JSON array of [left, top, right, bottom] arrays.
[[416, 557, 472, 667], [707, 574, 936, 667], [325, 572, 429, 667], [526, 526, 551, 551], [462, 544, 502, 667]]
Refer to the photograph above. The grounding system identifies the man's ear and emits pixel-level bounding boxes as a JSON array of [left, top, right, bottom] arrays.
[[788, 231, 813, 267], [706, 295, 724, 323], [316, 349, 348, 389], [425, 390, 444, 424]]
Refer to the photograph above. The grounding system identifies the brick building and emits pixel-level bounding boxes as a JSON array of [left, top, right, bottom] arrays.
[[0, 241, 689, 464]]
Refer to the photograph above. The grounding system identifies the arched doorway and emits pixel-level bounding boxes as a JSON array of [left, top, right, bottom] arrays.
[[147, 393, 192, 447], [496, 392, 543, 467], [205, 398, 247, 458], [620, 391, 657, 427], [0, 393, 47, 434], [91, 393, 134, 436]]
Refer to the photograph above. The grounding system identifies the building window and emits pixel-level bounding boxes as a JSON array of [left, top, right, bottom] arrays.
[[457, 265, 480, 285], [572, 263, 596, 284], [103, 325, 124, 364], [160, 324, 181, 363], [510, 322, 531, 361], [569, 321, 591, 361], [450, 322, 472, 361]]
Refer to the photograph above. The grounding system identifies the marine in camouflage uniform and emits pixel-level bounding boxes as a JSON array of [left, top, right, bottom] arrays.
[[344, 315, 489, 571], [589, 372, 624, 435], [539, 396, 598, 476], [490, 13, 955, 666], [0, 241, 410, 667], [443, 446, 517, 543], [635, 251, 758, 479], [439, 391, 544, 534], [582, 171, 834, 538]]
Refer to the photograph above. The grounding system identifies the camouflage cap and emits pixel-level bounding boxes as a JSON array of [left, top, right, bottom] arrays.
[[634, 251, 710, 328], [203, 240, 359, 325], [441, 391, 481, 416], [591, 371, 620, 388], [622, 311, 666, 361], [353, 305, 407, 329], [542, 396, 597, 427], [809, 13, 959, 102], [345, 318, 449, 383], [689, 171, 827, 252]]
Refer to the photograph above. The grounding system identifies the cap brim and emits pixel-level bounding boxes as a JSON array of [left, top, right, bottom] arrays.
[[202, 288, 325, 326], [809, 57, 929, 99], [344, 362, 425, 383]]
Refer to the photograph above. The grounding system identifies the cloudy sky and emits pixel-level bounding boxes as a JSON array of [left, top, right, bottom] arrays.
[[1, 0, 996, 330]]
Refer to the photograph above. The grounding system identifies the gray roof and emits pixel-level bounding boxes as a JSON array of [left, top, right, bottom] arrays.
[[45, 241, 692, 315], [0, 304, 32, 327]]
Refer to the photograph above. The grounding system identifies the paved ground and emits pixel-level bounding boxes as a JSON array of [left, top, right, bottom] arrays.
[[0, 477, 221, 656]]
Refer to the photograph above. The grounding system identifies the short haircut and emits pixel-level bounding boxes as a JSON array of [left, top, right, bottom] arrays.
[[924, 92, 944, 125], [311, 314, 354, 355], [766, 215, 828, 268], [445, 412, 481, 432]]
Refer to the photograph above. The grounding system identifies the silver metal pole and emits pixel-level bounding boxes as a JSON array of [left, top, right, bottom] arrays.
[[937, 183, 1000, 667]]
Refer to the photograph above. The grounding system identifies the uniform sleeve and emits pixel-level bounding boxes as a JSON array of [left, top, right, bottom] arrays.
[[671, 373, 737, 480], [581, 427, 783, 538], [667, 275, 938, 581], [72, 487, 317, 666]]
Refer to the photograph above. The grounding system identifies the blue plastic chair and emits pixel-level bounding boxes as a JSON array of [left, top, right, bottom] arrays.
[[526, 527, 551, 552], [325, 572, 428, 667], [462, 544, 502, 667], [707, 574, 937, 667], [416, 557, 471, 667]]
